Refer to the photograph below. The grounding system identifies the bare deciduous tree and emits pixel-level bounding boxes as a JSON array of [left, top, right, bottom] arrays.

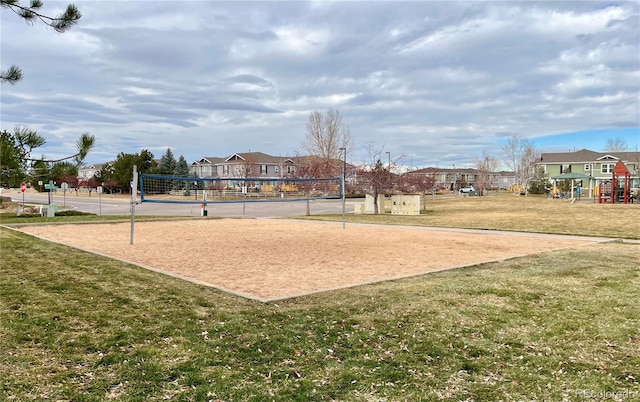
[[302, 108, 352, 176], [604, 137, 629, 152], [356, 145, 401, 214], [292, 152, 337, 215], [238, 152, 258, 194], [400, 168, 437, 210], [502, 135, 539, 195], [473, 151, 499, 194]]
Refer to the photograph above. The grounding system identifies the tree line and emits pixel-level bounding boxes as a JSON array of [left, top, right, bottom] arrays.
[[94, 148, 191, 194], [297, 109, 632, 213]]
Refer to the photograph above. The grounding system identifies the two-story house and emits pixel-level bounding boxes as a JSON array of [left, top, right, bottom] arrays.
[[536, 149, 640, 197], [407, 167, 516, 192], [190, 152, 296, 180]]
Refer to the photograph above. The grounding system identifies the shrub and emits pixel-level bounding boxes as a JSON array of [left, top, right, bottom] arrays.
[[55, 210, 95, 217]]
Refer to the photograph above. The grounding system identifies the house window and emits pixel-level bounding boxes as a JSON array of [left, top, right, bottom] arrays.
[[601, 163, 614, 174], [275, 166, 279, 173], [560, 164, 571, 174], [223, 165, 229, 174], [260, 165, 268, 174], [584, 164, 590, 171]]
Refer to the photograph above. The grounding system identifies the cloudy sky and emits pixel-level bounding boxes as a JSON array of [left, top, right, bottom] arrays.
[[2, 0, 639, 168]]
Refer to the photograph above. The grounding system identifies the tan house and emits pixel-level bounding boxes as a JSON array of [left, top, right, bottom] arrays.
[[407, 167, 516, 191]]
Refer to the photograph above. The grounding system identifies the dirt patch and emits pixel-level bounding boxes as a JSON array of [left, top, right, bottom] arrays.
[[15, 219, 606, 301]]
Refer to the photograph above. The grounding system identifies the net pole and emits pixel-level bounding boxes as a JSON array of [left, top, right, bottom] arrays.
[[130, 165, 138, 245], [342, 176, 346, 229], [341, 148, 347, 229]]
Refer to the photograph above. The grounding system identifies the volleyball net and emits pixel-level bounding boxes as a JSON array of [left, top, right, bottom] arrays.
[[139, 174, 343, 204]]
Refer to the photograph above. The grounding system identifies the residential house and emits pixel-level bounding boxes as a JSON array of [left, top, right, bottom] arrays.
[[535, 149, 640, 196], [77, 163, 108, 180], [407, 167, 516, 192], [190, 156, 225, 178], [190, 152, 296, 179], [76, 162, 116, 188]]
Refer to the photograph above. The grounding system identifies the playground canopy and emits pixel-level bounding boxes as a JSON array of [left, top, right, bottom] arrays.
[[550, 172, 593, 198], [551, 172, 593, 181]]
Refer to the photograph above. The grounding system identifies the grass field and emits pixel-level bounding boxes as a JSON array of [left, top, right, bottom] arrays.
[[1, 194, 639, 400], [332, 192, 640, 240]]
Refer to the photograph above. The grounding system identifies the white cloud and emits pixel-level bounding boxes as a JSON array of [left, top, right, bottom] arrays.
[[0, 0, 637, 168], [528, 5, 630, 35]]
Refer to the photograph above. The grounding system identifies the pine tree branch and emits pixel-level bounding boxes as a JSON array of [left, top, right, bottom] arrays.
[[1, 0, 81, 32], [0, 65, 23, 85]]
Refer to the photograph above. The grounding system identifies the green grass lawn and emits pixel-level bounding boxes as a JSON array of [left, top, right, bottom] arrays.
[[1, 194, 639, 400]]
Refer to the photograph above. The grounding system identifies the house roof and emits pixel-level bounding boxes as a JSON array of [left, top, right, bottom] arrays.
[[225, 152, 293, 164], [409, 167, 515, 176], [191, 153, 293, 165], [198, 156, 225, 164], [538, 149, 640, 164], [79, 162, 113, 171], [613, 160, 630, 174]]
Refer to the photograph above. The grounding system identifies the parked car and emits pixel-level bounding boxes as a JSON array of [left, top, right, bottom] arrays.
[[459, 185, 475, 193]]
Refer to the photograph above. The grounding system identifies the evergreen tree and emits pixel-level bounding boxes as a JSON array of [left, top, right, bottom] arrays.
[[111, 150, 157, 193], [0, 130, 26, 187], [137, 150, 157, 174], [95, 164, 114, 184], [159, 148, 177, 175], [94, 163, 116, 194], [50, 161, 78, 182], [175, 155, 190, 177], [30, 159, 50, 191]]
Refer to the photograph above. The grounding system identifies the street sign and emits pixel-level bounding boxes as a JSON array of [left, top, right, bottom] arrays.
[[20, 182, 26, 193]]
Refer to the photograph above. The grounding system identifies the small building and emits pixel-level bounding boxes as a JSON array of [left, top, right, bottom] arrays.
[[390, 194, 420, 215]]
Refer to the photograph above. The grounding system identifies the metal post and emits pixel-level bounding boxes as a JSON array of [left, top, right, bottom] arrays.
[[130, 165, 138, 245], [340, 147, 346, 229], [242, 182, 246, 216]]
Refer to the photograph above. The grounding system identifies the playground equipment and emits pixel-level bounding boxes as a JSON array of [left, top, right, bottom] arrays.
[[599, 161, 631, 204]]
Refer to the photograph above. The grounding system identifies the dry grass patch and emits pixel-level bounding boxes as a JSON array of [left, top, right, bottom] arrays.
[[329, 192, 640, 239]]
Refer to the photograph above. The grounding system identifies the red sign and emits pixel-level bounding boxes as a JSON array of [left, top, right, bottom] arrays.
[[20, 182, 26, 193]]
